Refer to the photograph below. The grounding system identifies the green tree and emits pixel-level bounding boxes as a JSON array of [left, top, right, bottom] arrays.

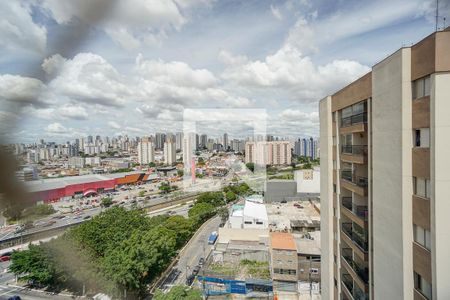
[[149, 162, 156, 167], [153, 286, 202, 300], [102, 227, 177, 294], [188, 202, 216, 225], [177, 169, 184, 177], [9, 244, 58, 287], [245, 162, 255, 172], [101, 197, 113, 208], [225, 191, 236, 203], [217, 207, 229, 224], [138, 190, 145, 197]]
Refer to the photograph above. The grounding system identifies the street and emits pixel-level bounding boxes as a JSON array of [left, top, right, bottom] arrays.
[[160, 216, 222, 291]]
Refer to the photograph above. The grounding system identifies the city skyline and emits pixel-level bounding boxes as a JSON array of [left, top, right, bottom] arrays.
[[1, 1, 448, 143]]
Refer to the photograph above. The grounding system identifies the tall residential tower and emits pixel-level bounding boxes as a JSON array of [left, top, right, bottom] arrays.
[[320, 29, 450, 300]]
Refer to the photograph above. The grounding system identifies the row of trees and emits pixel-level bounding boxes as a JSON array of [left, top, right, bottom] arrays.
[[10, 183, 252, 298]]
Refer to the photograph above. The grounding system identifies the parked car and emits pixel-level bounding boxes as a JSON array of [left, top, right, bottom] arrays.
[[186, 274, 195, 286], [198, 258, 205, 266], [0, 252, 12, 262], [192, 265, 201, 275], [83, 215, 92, 220]]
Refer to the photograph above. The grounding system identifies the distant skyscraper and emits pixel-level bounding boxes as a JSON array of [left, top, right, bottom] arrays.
[[200, 134, 207, 149], [137, 137, 154, 165], [176, 132, 183, 151], [245, 141, 291, 166], [294, 138, 301, 156], [164, 136, 176, 166], [87, 135, 93, 144], [223, 133, 229, 151]]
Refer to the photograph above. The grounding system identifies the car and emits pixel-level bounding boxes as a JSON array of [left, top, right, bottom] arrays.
[[186, 274, 195, 286], [198, 258, 205, 265], [145, 196, 150, 200], [0, 255, 11, 262], [192, 265, 201, 275], [83, 215, 92, 220], [8, 296, 21, 300], [280, 200, 287, 203]]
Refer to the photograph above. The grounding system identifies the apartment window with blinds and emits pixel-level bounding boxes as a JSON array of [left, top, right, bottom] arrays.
[[413, 177, 430, 199], [414, 272, 432, 300], [413, 224, 431, 250], [414, 128, 430, 147], [413, 76, 431, 99]]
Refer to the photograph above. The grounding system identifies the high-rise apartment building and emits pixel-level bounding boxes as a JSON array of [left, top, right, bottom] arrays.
[[244, 141, 291, 166], [137, 137, 154, 165], [320, 29, 450, 300], [164, 137, 176, 166], [176, 132, 183, 151], [223, 133, 229, 151]]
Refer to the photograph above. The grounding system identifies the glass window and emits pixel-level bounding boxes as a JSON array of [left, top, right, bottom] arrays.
[[413, 177, 429, 198], [424, 76, 431, 97], [414, 224, 431, 250], [342, 107, 352, 118], [414, 128, 430, 148], [414, 272, 432, 299], [413, 76, 431, 99]]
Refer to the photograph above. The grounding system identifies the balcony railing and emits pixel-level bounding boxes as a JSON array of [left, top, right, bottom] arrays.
[[341, 112, 367, 128], [341, 170, 368, 188], [342, 222, 369, 252], [341, 248, 369, 284], [341, 145, 368, 156], [342, 274, 354, 296], [342, 197, 368, 221], [354, 283, 369, 300]]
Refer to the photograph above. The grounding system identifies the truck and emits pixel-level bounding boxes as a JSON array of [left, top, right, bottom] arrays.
[[208, 231, 218, 245]]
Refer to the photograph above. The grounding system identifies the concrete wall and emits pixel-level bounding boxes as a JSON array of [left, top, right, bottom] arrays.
[[372, 48, 413, 300], [264, 180, 297, 202], [319, 96, 334, 299], [431, 72, 450, 299]]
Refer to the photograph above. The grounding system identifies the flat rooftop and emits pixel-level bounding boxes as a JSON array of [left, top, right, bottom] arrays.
[[25, 171, 147, 192], [266, 200, 320, 232], [270, 232, 296, 251]]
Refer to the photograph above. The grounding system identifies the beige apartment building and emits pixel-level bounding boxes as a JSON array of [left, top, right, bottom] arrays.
[[245, 141, 292, 166], [137, 136, 154, 165], [320, 28, 450, 300]]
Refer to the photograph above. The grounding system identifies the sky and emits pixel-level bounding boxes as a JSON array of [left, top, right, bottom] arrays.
[[0, 0, 448, 143]]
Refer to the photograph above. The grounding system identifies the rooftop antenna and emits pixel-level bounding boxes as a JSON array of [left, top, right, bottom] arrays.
[[436, 0, 439, 31]]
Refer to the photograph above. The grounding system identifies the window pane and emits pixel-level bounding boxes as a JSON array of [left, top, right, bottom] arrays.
[[416, 178, 426, 198], [425, 230, 431, 250], [414, 224, 425, 245], [424, 76, 431, 97], [420, 128, 430, 147], [425, 179, 430, 198], [342, 107, 352, 118], [421, 276, 432, 299], [414, 78, 424, 99]]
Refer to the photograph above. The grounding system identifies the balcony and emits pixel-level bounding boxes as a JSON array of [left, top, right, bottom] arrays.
[[341, 197, 368, 227], [342, 274, 355, 299], [341, 248, 369, 285], [341, 170, 368, 196], [342, 222, 368, 253], [341, 145, 367, 164], [341, 112, 367, 128], [341, 273, 369, 300]]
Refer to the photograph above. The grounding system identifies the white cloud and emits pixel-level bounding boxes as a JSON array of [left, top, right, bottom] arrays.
[[46, 53, 132, 107], [0, 75, 47, 107], [221, 45, 369, 102], [41, 0, 212, 49], [58, 105, 89, 120], [46, 122, 69, 134], [0, 2, 47, 53], [108, 121, 121, 129], [270, 5, 283, 20]]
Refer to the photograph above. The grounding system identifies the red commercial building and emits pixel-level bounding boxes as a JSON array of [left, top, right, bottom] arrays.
[[26, 172, 152, 203]]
